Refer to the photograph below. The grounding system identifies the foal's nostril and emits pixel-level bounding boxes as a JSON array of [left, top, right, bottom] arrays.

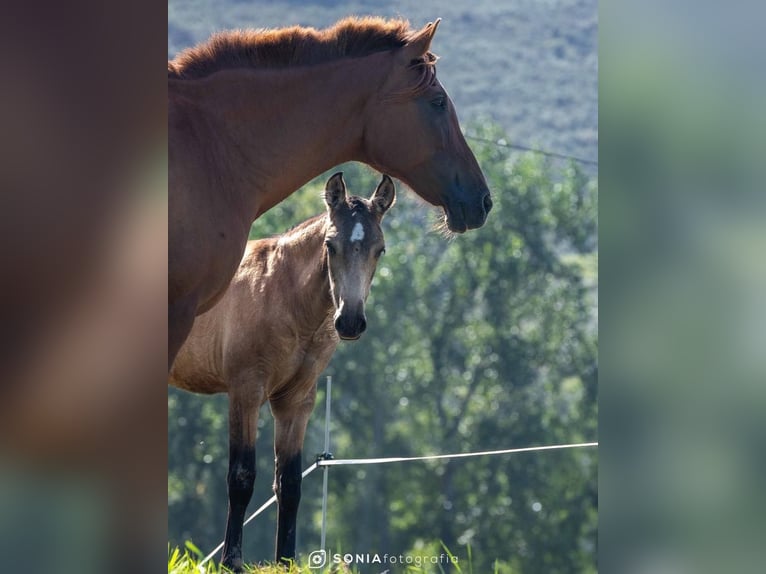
[[334, 313, 366, 339], [482, 192, 493, 214]]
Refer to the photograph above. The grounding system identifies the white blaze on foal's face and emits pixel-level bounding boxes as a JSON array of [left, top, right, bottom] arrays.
[[350, 221, 365, 243]]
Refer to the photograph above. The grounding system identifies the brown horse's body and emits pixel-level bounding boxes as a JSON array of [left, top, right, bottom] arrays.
[[170, 174, 395, 570], [168, 17, 492, 367]]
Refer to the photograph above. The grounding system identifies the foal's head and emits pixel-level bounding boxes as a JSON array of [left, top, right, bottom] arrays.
[[323, 172, 395, 340]]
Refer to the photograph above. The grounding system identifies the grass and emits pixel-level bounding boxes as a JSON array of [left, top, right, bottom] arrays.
[[169, 545, 300, 573], [168, 541, 479, 574], [169, 541, 353, 574]]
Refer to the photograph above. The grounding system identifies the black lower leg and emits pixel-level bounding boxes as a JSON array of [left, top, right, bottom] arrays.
[[221, 445, 256, 571], [275, 451, 303, 564]]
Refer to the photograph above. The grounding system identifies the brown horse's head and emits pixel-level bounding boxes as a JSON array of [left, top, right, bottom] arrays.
[[323, 172, 395, 340], [361, 19, 492, 233]]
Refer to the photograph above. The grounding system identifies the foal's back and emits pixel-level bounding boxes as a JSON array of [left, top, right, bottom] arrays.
[[169, 217, 337, 399]]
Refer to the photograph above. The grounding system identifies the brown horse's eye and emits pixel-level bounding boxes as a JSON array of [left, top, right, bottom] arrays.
[[431, 96, 446, 109], [376, 247, 386, 258], [325, 241, 337, 255]]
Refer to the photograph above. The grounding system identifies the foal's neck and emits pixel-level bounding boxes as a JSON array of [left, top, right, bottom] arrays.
[[276, 216, 333, 325]]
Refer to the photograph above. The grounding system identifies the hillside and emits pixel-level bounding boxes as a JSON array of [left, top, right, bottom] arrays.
[[168, 0, 597, 165]]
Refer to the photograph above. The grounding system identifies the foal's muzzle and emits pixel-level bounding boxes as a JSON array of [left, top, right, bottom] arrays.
[[334, 312, 367, 340]]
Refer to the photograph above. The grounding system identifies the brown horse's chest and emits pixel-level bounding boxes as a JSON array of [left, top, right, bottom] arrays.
[[190, 238, 252, 318], [169, 107, 253, 312]]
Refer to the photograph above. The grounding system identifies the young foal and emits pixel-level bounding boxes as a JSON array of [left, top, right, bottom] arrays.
[[169, 173, 395, 571]]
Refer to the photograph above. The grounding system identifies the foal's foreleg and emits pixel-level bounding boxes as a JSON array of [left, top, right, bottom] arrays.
[[273, 398, 314, 564], [221, 391, 260, 572]]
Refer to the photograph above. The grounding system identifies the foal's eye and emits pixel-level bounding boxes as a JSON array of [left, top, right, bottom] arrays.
[[325, 241, 337, 255], [376, 247, 386, 258]]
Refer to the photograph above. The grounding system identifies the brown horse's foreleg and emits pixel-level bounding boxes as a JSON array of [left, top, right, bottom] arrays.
[[168, 295, 197, 370], [221, 388, 261, 572], [272, 398, 314, 565]]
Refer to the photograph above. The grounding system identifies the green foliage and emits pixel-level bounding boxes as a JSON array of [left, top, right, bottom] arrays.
[[169, 120, 597, 572]]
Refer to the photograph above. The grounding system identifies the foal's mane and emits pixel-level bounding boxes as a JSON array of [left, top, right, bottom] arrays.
[[169, 16, 431, 80], [277, 213, 327, 246]]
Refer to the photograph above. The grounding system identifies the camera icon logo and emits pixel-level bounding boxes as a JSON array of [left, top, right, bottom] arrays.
[[308, 549, 327, 569]]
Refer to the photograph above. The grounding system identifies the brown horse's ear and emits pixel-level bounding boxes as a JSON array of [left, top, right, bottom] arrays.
[[400, 19, 441, 62], [370, 175, 396, 218], [324, 172, 347, 211]]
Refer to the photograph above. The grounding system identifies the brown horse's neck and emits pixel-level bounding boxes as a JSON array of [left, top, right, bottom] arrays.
[[275, 215, 334, 328], [193, 55, 386, 220]]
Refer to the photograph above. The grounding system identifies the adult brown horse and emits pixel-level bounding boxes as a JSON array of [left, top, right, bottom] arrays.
[[170, 173, 395, 571], [168, 16, 492, 368]]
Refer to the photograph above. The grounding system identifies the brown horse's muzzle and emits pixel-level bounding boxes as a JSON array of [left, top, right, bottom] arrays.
[[443, 188, 493, 233]]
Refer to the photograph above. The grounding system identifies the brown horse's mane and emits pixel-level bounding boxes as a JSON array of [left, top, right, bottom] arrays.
[[169, 16, 429, 80]]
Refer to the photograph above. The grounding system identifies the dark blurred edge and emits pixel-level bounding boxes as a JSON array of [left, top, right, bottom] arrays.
[[601, 1, 766, 573], [0, 1, 167, 573]]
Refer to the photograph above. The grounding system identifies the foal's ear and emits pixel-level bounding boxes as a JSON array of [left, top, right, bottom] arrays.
[[324, 172, 347, 211], [370, 175, 396, 218], [400, 18, 441, 62]]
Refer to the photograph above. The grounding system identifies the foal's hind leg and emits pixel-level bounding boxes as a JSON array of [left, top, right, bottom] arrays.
[[221, 387, 262, 572], [272, 392, 316, 564]]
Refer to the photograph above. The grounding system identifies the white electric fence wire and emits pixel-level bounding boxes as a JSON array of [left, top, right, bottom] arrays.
[[316, 441, 599, 466]]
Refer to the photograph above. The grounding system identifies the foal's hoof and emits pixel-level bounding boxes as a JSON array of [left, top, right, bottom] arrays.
[[222, 558, 245, 573]]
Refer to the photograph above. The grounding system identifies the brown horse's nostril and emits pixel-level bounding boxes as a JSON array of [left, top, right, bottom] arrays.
[[482, 192, 493, 214]]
